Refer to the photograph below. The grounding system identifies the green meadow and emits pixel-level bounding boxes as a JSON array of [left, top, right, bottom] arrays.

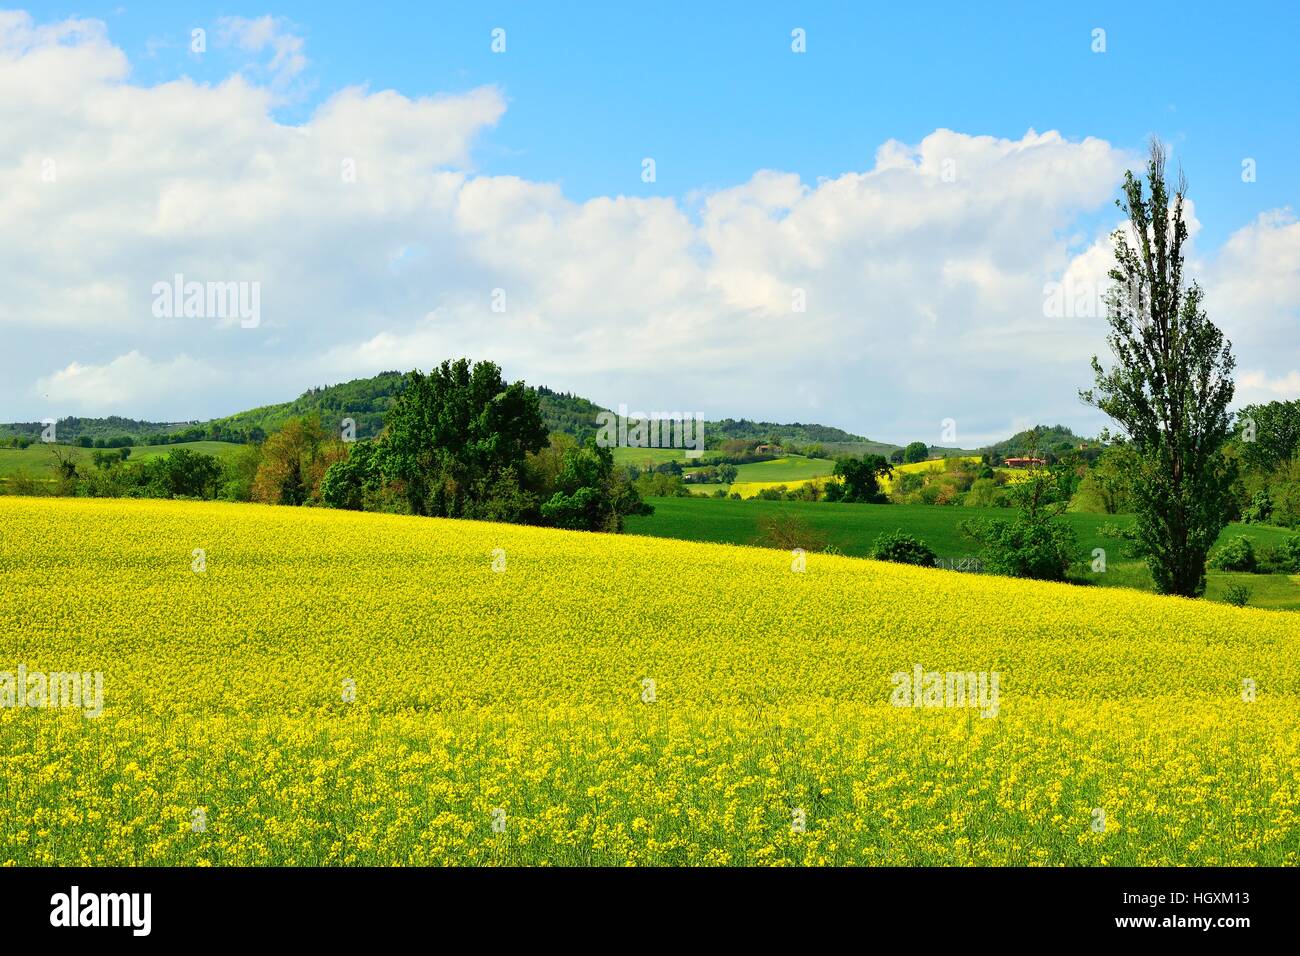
[[625, 496, 1300, 611], [0, 441, 244, 482]]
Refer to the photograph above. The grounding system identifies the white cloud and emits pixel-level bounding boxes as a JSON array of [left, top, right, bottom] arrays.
[[2, 11, 1295, 440], [1205, 210, 1300, 372], [35, 351, 222, 414], [216, 15, 307, 98], [1237, 370, 1300, 405]]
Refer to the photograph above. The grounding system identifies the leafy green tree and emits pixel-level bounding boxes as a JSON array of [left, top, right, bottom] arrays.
[[321, 440, 382, 510], [1235, 399, 1300, 473], [1208, 536, 1256, 573], [833, 454, 893, 503], [903, 441, 929, 464], [1075, 443, 1139, 514], [715, 463, 739, 484], [218, 443, 261, 502], [251, 417, 343, 506], [1081, 139, 1236, 597], [541, 441, 652, 531], [378, 361, 548, 517], [960, 466, 1079, 581], [154, 448, 223, 498], [869, 530, 937, 566]]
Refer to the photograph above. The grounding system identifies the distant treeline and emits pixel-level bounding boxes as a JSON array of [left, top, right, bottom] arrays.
[[1, 374, 635, 449], [6, 362, 656, 536]]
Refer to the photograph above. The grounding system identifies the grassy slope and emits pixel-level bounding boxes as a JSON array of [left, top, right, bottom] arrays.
[[616, 450, 836, 494], [625, 497, 1300, 611], [0, 441, 244, 480], [731, 456, 835, 482]]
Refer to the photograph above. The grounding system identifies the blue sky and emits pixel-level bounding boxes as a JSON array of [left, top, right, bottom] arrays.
[[4, 2, 1298, 442], [43, 0, 1297, 247]]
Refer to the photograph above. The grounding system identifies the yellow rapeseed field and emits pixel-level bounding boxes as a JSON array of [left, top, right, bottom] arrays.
[[729, 477, 837, 498], [1, 497, 1297, 866], [880, 456, 981, 493]]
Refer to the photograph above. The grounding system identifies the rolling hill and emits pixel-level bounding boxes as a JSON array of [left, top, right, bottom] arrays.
[[2, 371, 903, 453]]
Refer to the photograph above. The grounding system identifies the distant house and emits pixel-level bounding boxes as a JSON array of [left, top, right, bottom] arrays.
[[755, 444, 783, 456], [1003, 456, 1046, 469]]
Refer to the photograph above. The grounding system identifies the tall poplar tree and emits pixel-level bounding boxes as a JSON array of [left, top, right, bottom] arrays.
[[1082, 139, 1236, 597]]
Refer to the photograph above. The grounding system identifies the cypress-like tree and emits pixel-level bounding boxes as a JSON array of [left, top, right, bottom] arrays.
[[1082, 139, 1236, 597]]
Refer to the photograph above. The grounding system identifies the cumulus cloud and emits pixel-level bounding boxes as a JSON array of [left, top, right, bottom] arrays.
[[2, 10, 1295, 440], [35, 351, 223, 415]]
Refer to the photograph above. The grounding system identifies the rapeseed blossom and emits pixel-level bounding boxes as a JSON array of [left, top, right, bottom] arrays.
[[0, 497, 1295, 865]]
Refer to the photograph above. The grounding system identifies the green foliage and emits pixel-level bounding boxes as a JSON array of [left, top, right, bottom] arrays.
[[959, 512, 1079, 582], [633, 472, 691, 498], [152, 448, 224, 498], [531, 387, 611, 444], [1223, 583, 1251, 607], [1234, 400, 1300, 473], [377, 361, 548, 518], [541, 442, 652, 532], [1259, 536, 1300, 574], [1241, 488, 1272, 524], [217, 444, 261, 503], [1073, 443, 1138, 514], [833, 454, 893, 504], [964, 477, 1005, 509], [984, 424, 1091, 463], [70, 447, 225, 500], [960, 468, 1079, 581], [1209, 536, 1257, 573], [1081, 140, 1237, 598], [710, 418, 873, 448], [903, 441, 929, 464], [0, 415, 194, 445], [90, 448, 130, 470], [869, 530, 938, 567], [321, 441, 382, 511], [1236, 458, 1300, 530]]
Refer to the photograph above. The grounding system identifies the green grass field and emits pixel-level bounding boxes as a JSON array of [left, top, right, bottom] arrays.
[[0, 441, 244, 482], [614, 449, 835, 496], [609, 446, 695, 468], [732, 456, 834, 482], [625, 496, 1300, 611]]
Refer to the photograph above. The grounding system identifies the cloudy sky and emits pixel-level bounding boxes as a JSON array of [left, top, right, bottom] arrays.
[[3, 3, 1297, 446]]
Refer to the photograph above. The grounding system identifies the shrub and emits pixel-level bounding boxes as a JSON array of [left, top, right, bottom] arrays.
[[1209, 536, 1256, 573], [960, 514, 1079, 582], [965, 477, 999, 508], [1241, 489, 1272, 524], [1258, 535, 1300, 574], [755, 513, 827, 553], [1223, 583, 1251, 607], [869, 531, 937, 567], [4, 470, 47, 496]]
